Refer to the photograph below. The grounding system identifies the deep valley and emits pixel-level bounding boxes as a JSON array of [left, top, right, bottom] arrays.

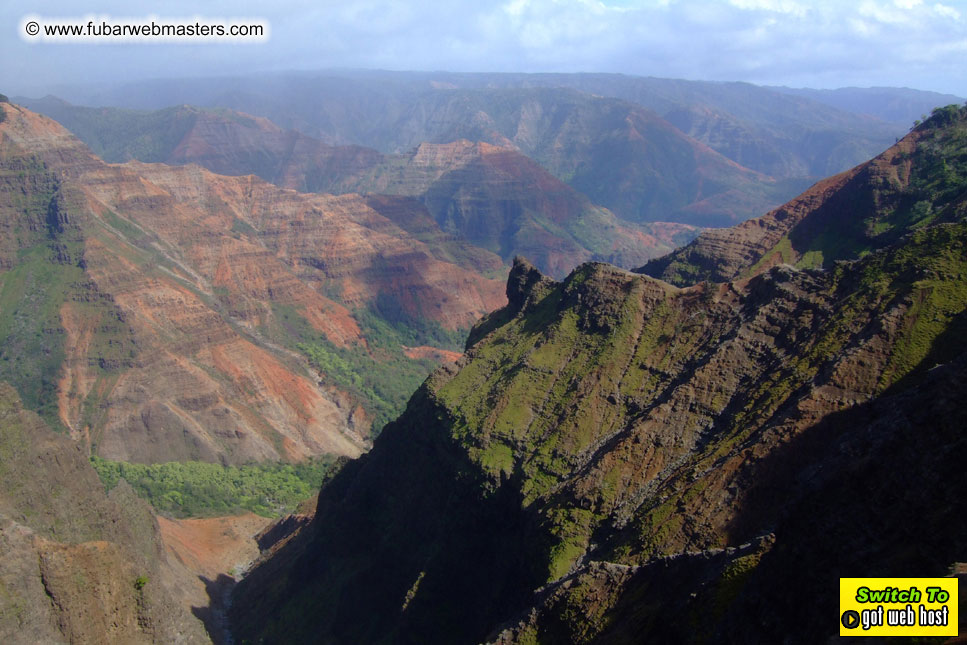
[[0, 71, 965, 643]]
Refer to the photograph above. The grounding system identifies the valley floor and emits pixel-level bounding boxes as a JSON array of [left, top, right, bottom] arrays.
[[158, 513, 274, 645]]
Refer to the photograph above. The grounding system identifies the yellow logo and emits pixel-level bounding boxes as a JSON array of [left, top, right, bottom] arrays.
[[840, 577, 958, 636]]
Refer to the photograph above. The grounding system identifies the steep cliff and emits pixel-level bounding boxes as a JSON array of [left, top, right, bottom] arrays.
[[230, 106, 967, 643]]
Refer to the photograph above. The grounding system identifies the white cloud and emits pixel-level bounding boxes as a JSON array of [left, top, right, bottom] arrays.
[[933, 2, 962, 19], [859, 0, 912, 23], [504, 0, 529, 19], [849, 16, 878, 37], [729, 0, 809, 17]]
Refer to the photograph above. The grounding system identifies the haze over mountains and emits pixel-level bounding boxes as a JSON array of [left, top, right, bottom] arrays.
[[769, 85, 966, 125], [15, 98, 696, 276], [1, 68, 965, 644], [23, 71, 955, 229]]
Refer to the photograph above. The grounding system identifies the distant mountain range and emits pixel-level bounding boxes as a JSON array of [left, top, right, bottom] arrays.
[[16, 98, 697, 275], [769, 85, 965, 124], [42, 70, 941, 164], [26, 71, 959, 231]]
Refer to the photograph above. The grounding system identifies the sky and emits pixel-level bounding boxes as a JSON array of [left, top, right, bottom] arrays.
[[2, 0, 965, 97]]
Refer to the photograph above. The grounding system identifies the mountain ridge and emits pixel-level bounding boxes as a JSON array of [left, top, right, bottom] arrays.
[[38, 70, 906, 178], [229, 104, 967, 644], [19, 88, 810, 228], [639, 104, 966, 285]]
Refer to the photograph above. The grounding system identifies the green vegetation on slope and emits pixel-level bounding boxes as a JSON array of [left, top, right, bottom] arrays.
[[782, 105, 967, 271], [625, 223, 967, 560], [0, 243, 138, 434], [18, 101, 199, 163], [436, 220, 967, 578], [0, 245, 76, 430], [90, 455, 345, 518], [229, 107, 967, 645], [268, 303, 466, 435], [0, 151, 136, 432]]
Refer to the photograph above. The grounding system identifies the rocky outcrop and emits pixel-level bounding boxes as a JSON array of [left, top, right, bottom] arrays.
[[505, 256, 555, 312]]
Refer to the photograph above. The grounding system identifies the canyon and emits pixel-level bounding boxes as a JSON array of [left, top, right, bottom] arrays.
[[230, 104, 967, 644], [0, 101, 506, 464], [1, 83, 965, 643]]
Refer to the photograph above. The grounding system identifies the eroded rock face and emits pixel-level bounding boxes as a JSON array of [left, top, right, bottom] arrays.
[[0, 103, 505, 464], [0, 383, 209, 644], [398, 141, 696, 276], [230, 107, 967, 644]]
